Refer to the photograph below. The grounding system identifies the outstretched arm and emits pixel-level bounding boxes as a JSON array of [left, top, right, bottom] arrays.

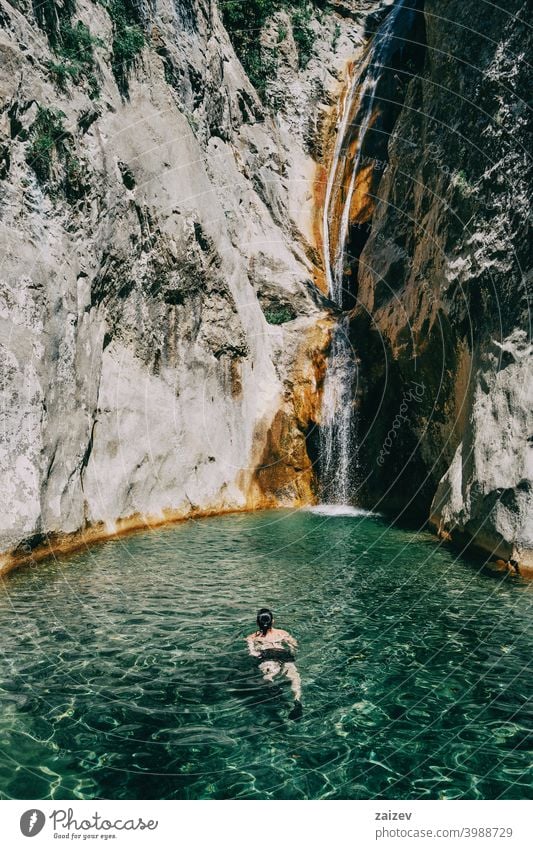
[[246, 635, 261, 657]]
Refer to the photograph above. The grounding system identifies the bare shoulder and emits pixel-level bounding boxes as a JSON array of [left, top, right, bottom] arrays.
[[275, 628, 292, 638], [245, 632, 257, 641]]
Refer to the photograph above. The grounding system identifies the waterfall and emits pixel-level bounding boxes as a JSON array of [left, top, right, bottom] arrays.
[[318, 315, 359, 504], [318, 0, 408, 505], [321, 69, 359, 302]]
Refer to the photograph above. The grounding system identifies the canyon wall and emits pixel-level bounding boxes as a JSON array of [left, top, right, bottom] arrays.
[[350, 0, 532, 569], [0, 0, 376, 570], [1, 0, 530, 574]]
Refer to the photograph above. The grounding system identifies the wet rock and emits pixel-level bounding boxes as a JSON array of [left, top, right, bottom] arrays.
[[351, 0, 532, 566]]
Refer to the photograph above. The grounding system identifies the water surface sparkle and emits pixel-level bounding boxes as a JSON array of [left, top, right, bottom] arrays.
[[0, 509, 531, 800]]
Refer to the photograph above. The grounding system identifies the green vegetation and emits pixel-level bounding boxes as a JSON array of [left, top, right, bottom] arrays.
[[35, 0, 144, 98], [263, 305, 296, 325], [221, 0, 277, 98], [452, 169, 475, 197], [34, 1, 101, 96], [33, 0, 76, 46], [47, 21, 102, 97], [221, 1, 318, 100], [103, 0, 145, 95], [291, 6, 314, 69], [26, 106, 87, 201], [26, 107, 69, 183]]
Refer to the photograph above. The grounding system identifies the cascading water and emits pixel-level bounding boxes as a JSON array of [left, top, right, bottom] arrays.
[[318, 315, 359, 504], [318, 0, 409, 505]]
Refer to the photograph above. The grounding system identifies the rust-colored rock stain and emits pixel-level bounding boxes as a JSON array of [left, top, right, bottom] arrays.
[[250, 319, 332, 507]]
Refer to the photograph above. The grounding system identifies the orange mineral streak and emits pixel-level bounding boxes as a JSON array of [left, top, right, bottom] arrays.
[[311, 162, 329, 295], [250, 318, 332, 507], [1, 319, 333, 579], [0, 505, 250, 578], [314, 56, 381, 283], [311, 65, 358, 294], [349, 162, 376, 224]]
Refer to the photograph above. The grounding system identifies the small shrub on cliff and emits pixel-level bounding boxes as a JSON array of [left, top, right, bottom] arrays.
[[26, 107, 70, 183], [47, 21, 102, 97], [34, 1, 101, 96], [221, 0, 276, 97], [32, 0, 76, 46], [47, 60, 77, 90], [452, 169, 474, 196], [26, 106, 87, 201], [263, 305, 296, 325], [222, 0, 317, 100], [291, 5, 314, 68], [102, 0, 145, 96]]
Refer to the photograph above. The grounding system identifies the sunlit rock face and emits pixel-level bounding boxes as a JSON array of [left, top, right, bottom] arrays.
[[349, 0, 532, 568], [1, 0, 530, 574], [0, 0, 374, 569]]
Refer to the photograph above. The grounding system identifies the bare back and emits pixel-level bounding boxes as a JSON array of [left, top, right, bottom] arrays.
[[246, 627, 297, 658]]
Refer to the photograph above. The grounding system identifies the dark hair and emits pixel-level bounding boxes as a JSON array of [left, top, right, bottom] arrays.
[[256, 608, 273, 636]]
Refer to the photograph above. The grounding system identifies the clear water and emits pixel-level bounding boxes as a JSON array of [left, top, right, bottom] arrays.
[[0, 509, 531, 800]]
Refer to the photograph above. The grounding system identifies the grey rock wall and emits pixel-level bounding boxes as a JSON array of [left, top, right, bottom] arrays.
[[1, 0, 529, 574], [0, 0, 369, 568], [352, 0, 532, 569]]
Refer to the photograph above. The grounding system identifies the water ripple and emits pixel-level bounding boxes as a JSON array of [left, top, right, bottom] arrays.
[[0, 509, 531, 799]]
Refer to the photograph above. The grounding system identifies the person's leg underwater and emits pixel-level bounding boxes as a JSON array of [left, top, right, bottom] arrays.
[[283, 662, 303, 719], [259, 660, 281, 682]]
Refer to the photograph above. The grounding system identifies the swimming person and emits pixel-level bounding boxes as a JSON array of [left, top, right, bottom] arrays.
[[246, 608, 303, 719]]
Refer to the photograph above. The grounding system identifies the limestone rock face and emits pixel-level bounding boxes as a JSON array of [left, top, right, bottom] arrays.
[[352, 0, 532, 568], [0, 0, 372, 569], [1, 0, 529, 574], [430, 331, 533, 567]]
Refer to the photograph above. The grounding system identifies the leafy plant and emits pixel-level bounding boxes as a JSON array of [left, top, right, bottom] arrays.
[[221, 1, 317, 101], [453, 169, 474, 195], [47, 21, 102, 97], [26, 105, 88, 201], [32, 0, 76, 46], [26, 106, 70, 183], [103, 0, 145, 96], [291, 6, 314, 68], [46, 60, 76, 89], [263, 305, 296, 325], [34, 1, 101, 95]]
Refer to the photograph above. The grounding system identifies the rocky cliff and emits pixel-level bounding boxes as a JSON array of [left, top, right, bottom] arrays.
[[1, 0, 530, 575], [346, 0, 532, 571], [1, 0, 376, 571]]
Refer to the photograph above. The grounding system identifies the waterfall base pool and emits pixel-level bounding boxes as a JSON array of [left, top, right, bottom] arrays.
[[0, 509, 531, 800]]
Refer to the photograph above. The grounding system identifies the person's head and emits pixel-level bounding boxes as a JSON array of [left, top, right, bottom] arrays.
[[256, 608, 273, 636]]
